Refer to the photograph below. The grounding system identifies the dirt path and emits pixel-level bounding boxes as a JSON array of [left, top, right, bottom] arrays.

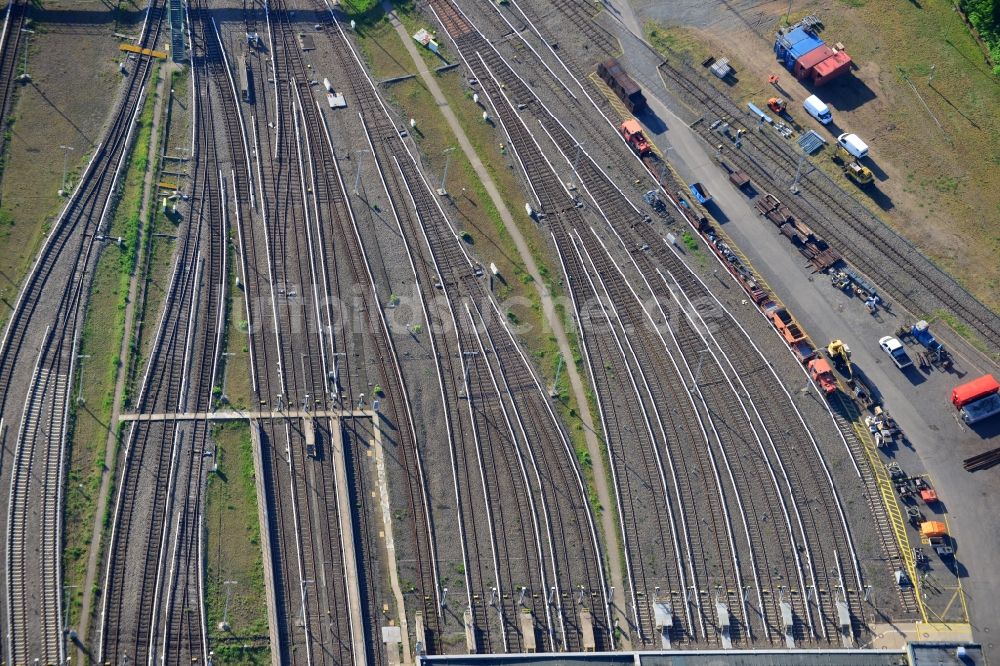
[[74, 62, 174, 662], [382, 2, 631, 648]]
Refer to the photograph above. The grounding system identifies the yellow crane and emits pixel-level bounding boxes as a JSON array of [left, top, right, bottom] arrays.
[[827, 339, 853, 379]]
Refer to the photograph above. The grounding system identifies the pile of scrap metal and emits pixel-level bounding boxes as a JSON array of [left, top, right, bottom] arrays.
[[865, 405, 902, 447], [754, 192, 841, 271]]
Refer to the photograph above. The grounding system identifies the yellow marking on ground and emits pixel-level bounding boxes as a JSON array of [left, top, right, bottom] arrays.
[[834, 390, 926, 622], [158, 181, 178, 191], [120, 43, 168, 59], [588, 71, 630, 121], [678, 209, 929, 622]]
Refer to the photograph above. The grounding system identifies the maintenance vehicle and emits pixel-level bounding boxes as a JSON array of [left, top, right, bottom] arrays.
[[826, 339, 852, 378], [808, 358, 837, 394], [620, 119, 651, 156], [831, 147, 873, 185], [803, 94, 832, 124]]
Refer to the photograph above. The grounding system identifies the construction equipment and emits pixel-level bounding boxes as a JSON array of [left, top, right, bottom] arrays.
[[826, 339, 853, 378], [831, 147, 873, 184], [620, 119, 651, 156], [808, 358, 837, 394], [767, 96, 787, 114], [119, 43, 168, 59]]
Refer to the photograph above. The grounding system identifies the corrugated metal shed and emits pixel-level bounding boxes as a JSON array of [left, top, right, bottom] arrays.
[[776, 26, 812, 51], [812, 50, 852, 85], [793, 44, 834, 78], [787, 33, 825, 64]]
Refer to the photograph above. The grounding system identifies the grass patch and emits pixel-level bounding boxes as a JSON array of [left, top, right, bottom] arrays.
[[933, 309, 989, 352], [63, 64, 161, 623], [356, 10, 605, 515], [205, 422, 269, 664]]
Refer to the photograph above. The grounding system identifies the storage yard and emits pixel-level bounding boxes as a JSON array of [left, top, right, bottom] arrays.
[[0, 0, 996, 663]]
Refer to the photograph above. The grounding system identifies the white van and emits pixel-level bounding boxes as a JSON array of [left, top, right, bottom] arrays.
[[803, 95, 832, 124], [837, 133, 869, 159]]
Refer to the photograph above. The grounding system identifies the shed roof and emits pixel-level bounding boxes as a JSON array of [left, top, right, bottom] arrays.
[[779, 26, 813, 48], [788, 34, 825, 60], [796, 44, 835, 72], [813, 50, 852, 77]]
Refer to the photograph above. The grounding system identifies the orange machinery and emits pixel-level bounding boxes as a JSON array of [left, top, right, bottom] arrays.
[[620, 119, 651, 156]]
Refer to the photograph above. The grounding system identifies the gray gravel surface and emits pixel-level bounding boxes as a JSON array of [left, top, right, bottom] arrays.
[[419, 0, 920, 645]]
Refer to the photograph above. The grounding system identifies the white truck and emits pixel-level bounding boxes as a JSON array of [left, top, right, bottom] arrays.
[[803, 95, 832, 124], [837, 132, 869, 159]]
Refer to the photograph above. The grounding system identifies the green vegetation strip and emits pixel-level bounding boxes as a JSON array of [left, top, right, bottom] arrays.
[[63, 65, 161, 622], [205, 423, 270, 664]]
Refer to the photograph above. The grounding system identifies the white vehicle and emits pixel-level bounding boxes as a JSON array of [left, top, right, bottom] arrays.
[[879, 336, 913, 370], [837, 133, 869, 159], [803, 95, 832, 124]]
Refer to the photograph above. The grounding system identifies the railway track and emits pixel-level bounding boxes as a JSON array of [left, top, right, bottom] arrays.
[[430, 0, 739, 647], [431, 0, 875, 647], [323, 2, 613, 650], [464, 1, 898, 636], [0, 0, 27, 162], [2, 2, 167, 663], [658, 58, 1000, 359], [209, 0, 446, 658], [99, 3, 226, 661], [546, 79, 869, 643]]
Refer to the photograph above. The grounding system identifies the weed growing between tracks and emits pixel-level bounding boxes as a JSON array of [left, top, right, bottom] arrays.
[[0, 0, 130, 332], [205, 422, 269, 664], [356, 15, 606, 516], [62, 63, 161, 625], [130, 67, 191, 395]]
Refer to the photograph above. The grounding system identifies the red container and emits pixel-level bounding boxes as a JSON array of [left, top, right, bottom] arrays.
[[811, 50, 852, 85], [793, 44, 834, 79], [952, 374, 1000, 408]]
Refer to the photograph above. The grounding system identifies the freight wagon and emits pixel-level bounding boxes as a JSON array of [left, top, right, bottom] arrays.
[[597, 58, 647, 113]]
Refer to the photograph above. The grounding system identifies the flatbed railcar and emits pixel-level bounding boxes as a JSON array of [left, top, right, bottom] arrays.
[[597, 58, 647, 114]]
